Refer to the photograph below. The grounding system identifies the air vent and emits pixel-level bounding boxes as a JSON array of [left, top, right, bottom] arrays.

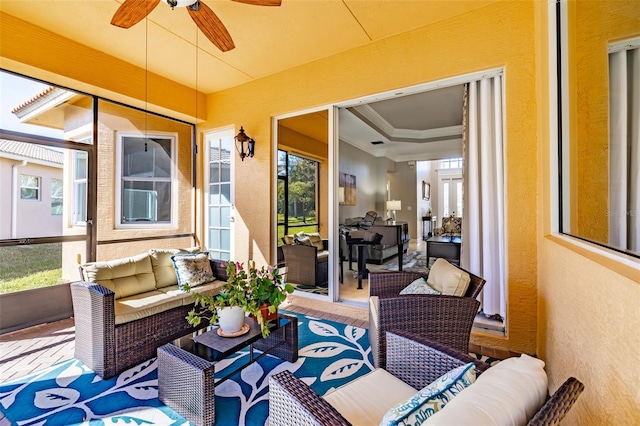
[[371, 141, 384, 145]]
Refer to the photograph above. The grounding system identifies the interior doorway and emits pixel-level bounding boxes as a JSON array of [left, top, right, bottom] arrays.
[[335, 70, 506, 333]]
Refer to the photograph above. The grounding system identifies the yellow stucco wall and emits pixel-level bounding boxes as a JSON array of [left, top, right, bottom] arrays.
[[537, 239, 640, 423], [201, 0, 539, 354]]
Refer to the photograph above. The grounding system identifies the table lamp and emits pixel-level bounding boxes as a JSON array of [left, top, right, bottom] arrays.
[[386, 200, 401, 224]]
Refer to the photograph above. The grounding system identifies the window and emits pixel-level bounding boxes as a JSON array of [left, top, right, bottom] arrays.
[[20, 175, 40, 200], [437, 168, 463, 220], [557, 2, 640, 259], [117, 133, 175, 226], [72, 151, 88, 225], [439, 158, 463, 169], [51, 178, 63, 215], [277, 150, 319, 243]]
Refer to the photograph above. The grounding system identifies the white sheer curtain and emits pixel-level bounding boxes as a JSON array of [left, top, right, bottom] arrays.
[[461, 76, 506, 320], [609, 46, 640, 253]]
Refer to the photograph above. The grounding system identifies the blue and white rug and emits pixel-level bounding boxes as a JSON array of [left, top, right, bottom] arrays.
[[0, 312, 374, 425]]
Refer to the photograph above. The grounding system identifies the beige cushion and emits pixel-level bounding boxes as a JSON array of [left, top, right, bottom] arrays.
[[283, 234, 295, 245], [114, 290, 182, 325], [81, 253, 155, 299], [425, 355, 548, 425], [317, 250, 330, 262], [149, 247, 200, 288], [158, 281, 224, 305], [305, 232, 325, 251], [427, 258, 471, 296], [369, 296, 379, 326], [324, 368, 417, 425]]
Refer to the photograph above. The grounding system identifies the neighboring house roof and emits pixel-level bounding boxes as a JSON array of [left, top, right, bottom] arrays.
[[0, 140, 64, 165], [11, 86, 75, 121], [210, 147, 232, 162], [11, 86, 78, 131]]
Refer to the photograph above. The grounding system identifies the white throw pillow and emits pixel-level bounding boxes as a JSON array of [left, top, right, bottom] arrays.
[[399, 277, 442, 295], [380, 362, 476, 425], [427, 258, 471, 296], [424, 355, 548, 425]]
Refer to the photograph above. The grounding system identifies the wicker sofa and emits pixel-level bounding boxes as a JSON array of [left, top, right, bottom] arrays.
[[71, 248, 228, 379], [269, 330, 584, 426]]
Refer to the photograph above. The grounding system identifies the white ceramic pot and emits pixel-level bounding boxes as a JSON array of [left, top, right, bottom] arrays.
[[217, 306, 245, 334]]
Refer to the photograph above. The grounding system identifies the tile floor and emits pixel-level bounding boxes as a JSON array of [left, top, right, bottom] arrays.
[[0, 304, 366, 385]]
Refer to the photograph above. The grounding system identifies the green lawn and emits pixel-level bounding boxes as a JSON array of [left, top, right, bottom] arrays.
[[0, 244, 65, 293]]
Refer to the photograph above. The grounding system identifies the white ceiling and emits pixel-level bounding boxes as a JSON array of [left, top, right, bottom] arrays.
[[0, 0, 483, 160], [340, 85, 464, 162]]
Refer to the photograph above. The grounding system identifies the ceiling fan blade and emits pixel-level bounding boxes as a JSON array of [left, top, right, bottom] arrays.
[[188, 1, 235, 52], [232, 0, 282, 6], [111, 0, 161, 29]]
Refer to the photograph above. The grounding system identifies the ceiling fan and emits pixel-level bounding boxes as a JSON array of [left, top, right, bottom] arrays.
[[111, 0, 281, 52]]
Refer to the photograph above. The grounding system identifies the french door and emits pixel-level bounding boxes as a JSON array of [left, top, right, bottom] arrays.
[[205, 129, 234, 260]]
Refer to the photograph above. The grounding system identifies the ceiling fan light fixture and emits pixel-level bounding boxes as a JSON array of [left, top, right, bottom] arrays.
[[162, 0, 198, 9]]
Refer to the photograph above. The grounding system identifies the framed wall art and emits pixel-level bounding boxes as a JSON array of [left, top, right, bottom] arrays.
[[339, 172, 357, 205], [422, 181, 430, 200]]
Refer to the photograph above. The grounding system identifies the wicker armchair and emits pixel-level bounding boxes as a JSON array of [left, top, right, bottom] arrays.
[[269, 330, 584, 426], [281, 240, 328, 287], [369, 268, 485, 368]]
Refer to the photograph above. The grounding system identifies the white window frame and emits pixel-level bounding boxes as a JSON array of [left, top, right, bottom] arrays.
[[115, 131, 177, 228], [20, 174, 41, 201], [72, 151, 88, 225]]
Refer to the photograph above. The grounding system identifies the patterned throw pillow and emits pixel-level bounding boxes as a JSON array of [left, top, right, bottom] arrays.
[[399, 277, 442, 295], [171, 252, 214, 289], [380, 362, 476, 426], [293, 235, 314, 246]]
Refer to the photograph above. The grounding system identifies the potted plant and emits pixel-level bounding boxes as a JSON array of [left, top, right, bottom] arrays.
[[185, 261, 294, 337], [245, 263, 294, 329]]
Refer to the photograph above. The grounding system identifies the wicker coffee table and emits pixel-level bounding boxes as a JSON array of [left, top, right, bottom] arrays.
[[157, 313, 298, 426]]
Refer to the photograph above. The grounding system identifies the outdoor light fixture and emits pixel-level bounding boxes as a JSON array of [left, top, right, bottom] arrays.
[[386, 200, 402, 224], [234, 126, 255, 161]]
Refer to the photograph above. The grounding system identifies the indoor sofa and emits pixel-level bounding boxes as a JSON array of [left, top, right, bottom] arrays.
[[71, 248, 228, 379], [340, 221, 410, 265], [269, 330, 584, 426]]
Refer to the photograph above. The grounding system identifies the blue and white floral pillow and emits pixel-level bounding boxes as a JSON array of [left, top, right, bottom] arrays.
[[399, 277, 441, 295], [171, 252, 214, 289], [380, 362, 476, 425]]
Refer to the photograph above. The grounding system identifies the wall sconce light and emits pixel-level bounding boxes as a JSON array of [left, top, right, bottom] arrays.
[[234, 126, 255, 161]]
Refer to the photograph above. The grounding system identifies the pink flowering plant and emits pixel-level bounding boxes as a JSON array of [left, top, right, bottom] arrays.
[[186, 261, 293, 337]]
